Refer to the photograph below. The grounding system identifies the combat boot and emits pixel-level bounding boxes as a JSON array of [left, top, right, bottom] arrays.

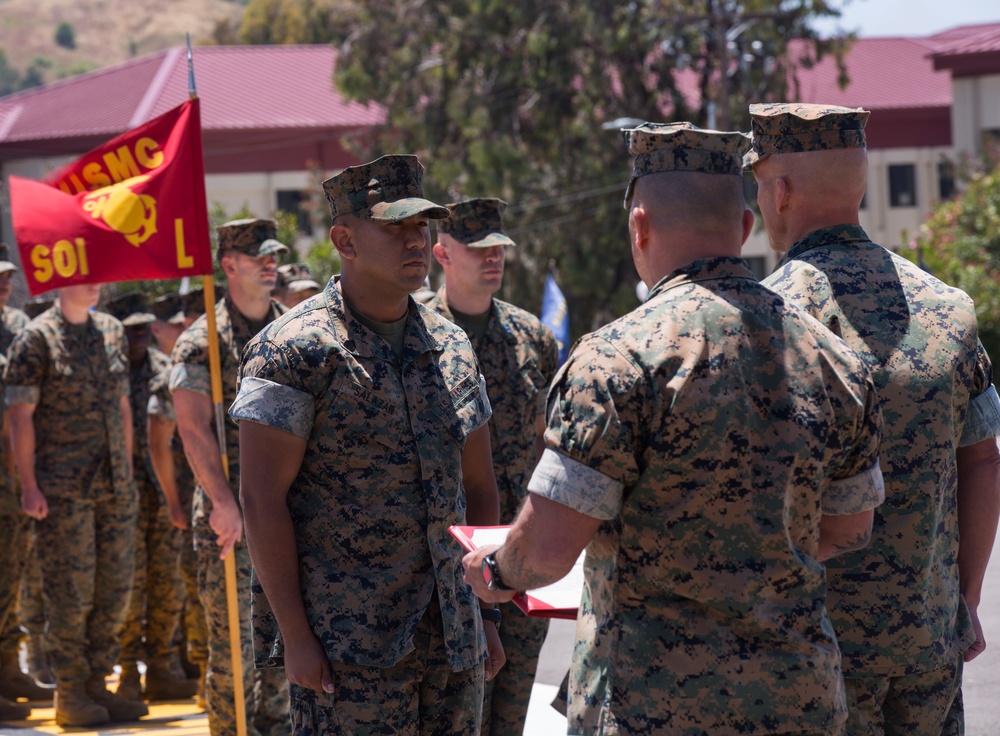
[[25, 635, 55, 687], [0, 693, 31, 722], [54, 685, 110, 727], [115, 663, 142, 701], [85, 675, 148, 722], [144, 658, 198, 701], [0, 648, 52, 701]]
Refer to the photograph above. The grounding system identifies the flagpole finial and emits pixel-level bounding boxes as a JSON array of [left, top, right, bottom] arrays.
[[187, 33, 197, 99]]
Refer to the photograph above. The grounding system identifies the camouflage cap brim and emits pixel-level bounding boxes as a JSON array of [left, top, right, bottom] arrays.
[[369, 198, 450, 223], [286, 279, 322, 294], [121, 312, 157, 327], [743, 149, 763, 170], [255, 239, 289, 256], [462, 231, 516, 249]]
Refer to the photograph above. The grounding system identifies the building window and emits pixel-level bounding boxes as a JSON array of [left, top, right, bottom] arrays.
[[276, 190, 309, 233], [938, 160, 956, 201], [888, 164, 917, 208]]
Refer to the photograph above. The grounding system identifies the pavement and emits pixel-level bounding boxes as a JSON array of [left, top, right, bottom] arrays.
[[1, 543, 998, 735]]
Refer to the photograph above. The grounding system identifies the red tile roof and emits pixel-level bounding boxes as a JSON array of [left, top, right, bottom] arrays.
[[929, 22, 1000, 55], [786, 36, 951, 110], [0, 45, 386, 145]]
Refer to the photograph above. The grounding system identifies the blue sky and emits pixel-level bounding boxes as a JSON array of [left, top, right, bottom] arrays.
[[812, 0, 999, 37]]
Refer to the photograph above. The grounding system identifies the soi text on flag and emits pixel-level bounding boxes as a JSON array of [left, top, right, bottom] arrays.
[[10, 98, 212, 296]]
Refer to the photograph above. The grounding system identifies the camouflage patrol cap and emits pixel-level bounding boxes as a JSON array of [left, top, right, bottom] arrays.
[[23, 297, 54, 319], [151, 292, 185, 324], [322, 155, 450, 223], [744, 103, 870, 169], [277, 263, 321, 294], [217, 218, 289, 257], [181, 287, 206, 318], [104, 291, 156, 327], [0, 243, 18, 275], [621, 122, 751, 208], [438, 198, 515, 248]]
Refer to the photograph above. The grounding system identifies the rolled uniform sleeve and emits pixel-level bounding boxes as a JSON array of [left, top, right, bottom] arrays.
[[821, 359, 885, 516], [230, 376, 315, 438], [169, 363, 211, 397], [529, 336, 642, 517], [528, 448, 624, 520], [961, 384, 1000, 447], [5, 328, 46, 406]]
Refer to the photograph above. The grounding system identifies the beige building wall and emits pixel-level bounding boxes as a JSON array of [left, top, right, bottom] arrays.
[[741, 144, 956, 276], [951, 73, 1000, 156]]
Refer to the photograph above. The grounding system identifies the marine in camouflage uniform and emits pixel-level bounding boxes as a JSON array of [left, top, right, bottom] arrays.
[[429, 197, 558, 736], [5, 283, 144, 727], [231, 155, 503, 736], [170, 219, 290, 736], [13, 296, 55, 690], [748, 103, 1000, 736], [148, 292, 208, 692], [104, 292, 195, 702], [464, 123, 887, 736], [0, 244, 51, 716]]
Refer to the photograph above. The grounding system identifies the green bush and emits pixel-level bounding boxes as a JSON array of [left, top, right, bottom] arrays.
[[55, 22, 76, 50]]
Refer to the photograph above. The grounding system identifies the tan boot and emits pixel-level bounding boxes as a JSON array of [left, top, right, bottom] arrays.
[[144, 658, 198, 701], [0, 693, 31, 722], [115, 663, 142, 701], [54, 685, 110, 728], [25, 635, 55, 687], [85, 675, 148, 722], [0, 648, 52, 701]]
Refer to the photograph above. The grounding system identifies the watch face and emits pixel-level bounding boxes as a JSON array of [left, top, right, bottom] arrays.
[[482, 555, 497, 590]]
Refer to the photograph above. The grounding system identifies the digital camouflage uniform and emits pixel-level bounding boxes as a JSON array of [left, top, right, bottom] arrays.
[[0, 306, 30, 654], [148, 366, 207, 670], [170, 291, 289, 736], [231, 277, 492, 736], [13, 301, 51, 653], [527, 124, 886, 736], [4, 305, 137, 688], [429, 195, 560, 736], [118, 341, 182, 671], [749, 103, 1000, 736]]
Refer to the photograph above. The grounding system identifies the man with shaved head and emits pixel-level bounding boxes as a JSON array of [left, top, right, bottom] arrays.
[[464, 122, 886, 735], [749, 103, 1000, 736]]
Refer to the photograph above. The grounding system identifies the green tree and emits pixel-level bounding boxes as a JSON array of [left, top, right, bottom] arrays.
[[54, 21, 76, 50], [904, 162, 1000, 362], [331, 0, 850, 334]]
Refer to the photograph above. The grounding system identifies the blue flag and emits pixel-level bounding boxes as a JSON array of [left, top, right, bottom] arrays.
[[540, 272, 570, 367]]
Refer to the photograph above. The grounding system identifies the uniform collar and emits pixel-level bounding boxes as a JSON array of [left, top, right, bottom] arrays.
[[781, 224, 871, 265], [326, 276, 442, 363], [647, 256, 758, 301]]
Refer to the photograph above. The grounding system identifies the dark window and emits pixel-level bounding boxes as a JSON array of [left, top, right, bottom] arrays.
[[888, 164, 917, 208], [938, 160, 956, 200], [276, 190, 308, 233]]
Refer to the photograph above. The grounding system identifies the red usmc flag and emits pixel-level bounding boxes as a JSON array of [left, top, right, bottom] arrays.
[[10, 98, 213, 296]]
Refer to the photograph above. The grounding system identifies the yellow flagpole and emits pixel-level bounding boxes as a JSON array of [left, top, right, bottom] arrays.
[[201, 275, 247, 736], [190, 35, 247, 736]]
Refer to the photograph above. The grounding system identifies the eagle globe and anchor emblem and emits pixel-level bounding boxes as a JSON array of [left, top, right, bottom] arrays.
[[81, 175, 157, 246]]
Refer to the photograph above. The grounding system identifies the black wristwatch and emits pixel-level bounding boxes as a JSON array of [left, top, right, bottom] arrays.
[[482, 550, 512, 592], [480, 606, 502, 630]]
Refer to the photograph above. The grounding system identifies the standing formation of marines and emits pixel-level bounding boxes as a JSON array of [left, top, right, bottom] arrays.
[[0, 98, 997, 736]]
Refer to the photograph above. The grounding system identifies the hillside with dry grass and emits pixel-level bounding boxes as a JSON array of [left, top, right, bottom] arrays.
[[0, 0, 245, 86]]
